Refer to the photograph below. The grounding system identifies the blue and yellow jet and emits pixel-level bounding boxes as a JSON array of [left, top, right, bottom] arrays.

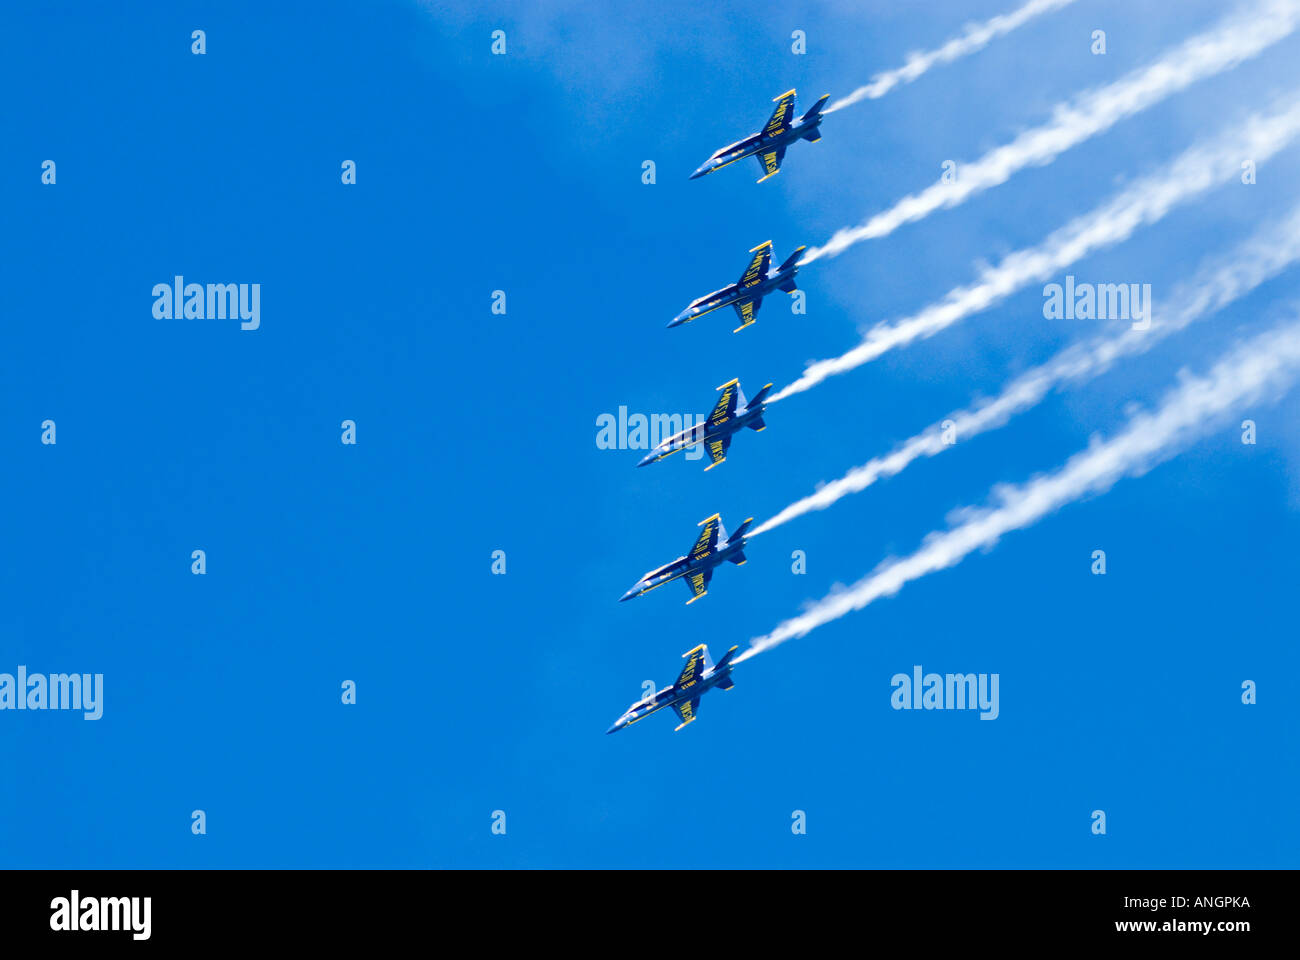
[[690, 88, 830, 183], [606, 643, 740, 733], [619, 513, 753, 604], [637, 378, 773, 470], [669, 240, 806, 333]]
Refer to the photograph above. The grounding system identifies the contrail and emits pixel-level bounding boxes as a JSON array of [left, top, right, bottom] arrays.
[[736, 318, 1300, 663], [801, 0, 1300, 263], [771, 94, 1300, 403], [752, 203, 1300, 537], [825, 0, 1080, 113]]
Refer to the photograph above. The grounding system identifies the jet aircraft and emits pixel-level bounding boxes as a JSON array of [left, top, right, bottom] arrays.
[[605, 643, 740, 733], [637, 378, 773, 470], [619, 513, 753, 604], [690, 88, 830, 183], [668, 240, 806, 332]]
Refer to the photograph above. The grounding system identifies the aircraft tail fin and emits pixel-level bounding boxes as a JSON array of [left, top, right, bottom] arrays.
[[747, 382, 774, 408], [731, 380, 749, 412], [802, 128, 823, 142], [728, 550, 748, 566], [713, 645, 740, 674], [728, 517, 754, 543], [801, 94, 830, 120], [746, 416, 766, 432], [777, 246, 806, 272]]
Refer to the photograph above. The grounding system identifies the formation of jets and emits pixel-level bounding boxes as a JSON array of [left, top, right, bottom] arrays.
[[612, 89, 829, 734]]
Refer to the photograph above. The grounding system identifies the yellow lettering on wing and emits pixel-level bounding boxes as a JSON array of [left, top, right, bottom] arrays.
[[765, 103, 790, 135]]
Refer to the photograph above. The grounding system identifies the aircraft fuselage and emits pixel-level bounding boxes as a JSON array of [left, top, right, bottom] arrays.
[[605, 665, 735, 733], [618, 537, 746, 601], [637, 403, 765, 465], [668, 264, 798, 328], [690, 112, 824, 180]]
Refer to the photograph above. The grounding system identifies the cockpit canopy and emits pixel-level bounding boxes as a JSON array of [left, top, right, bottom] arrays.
[[639, 560, 677, 581], [709, 134, 758, 160]]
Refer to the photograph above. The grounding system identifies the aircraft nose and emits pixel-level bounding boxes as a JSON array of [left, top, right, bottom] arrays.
[[689, 166, 708, 180], [667, 311, 690, 328], [605, 720, 624, 734], [636, 452, 656, 467], [618, 588, 637, 602]]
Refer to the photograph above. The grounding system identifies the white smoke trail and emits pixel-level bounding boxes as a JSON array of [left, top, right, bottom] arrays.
[[825, 0, 1079, 113], [801, 0, 1300, 263], [752, 203, 1300, 537], [771, 94, 1300, 403], [736, 318, 1300, 663]]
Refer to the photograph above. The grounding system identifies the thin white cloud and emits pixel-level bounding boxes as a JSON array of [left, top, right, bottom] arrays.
[[737, 318, 1300, 663], [802, 0, 1300, 262]]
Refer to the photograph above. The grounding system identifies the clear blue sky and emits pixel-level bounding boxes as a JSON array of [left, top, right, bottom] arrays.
[[2, 0, 1297, 868]]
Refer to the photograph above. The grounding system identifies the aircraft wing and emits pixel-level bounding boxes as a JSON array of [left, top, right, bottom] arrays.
[[763, 89, 797, 138], [676, 644, 708, 688], [738, 241, 772, 288], [708, 379, 741, 426], [755, 146, 786, 183], [703, 435, 731, 471], [689, 514, 721, 559], [732, 296, 762, 332], [683, 566, 712, 604], [672, 697, 701, 731]]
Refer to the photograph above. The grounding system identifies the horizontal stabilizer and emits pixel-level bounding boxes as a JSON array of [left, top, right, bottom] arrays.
[[746, 415, 766, 432], [728, 550, 747, 566]]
